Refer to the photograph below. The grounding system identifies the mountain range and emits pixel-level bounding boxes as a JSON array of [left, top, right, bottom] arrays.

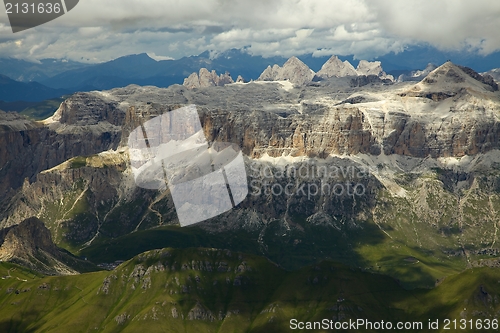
[[2, 246, 500, 332], [3, 45, 500, 103], [2, 50, 500, 330], [0, 74, 69, 102], [2, 60, 500, 285]]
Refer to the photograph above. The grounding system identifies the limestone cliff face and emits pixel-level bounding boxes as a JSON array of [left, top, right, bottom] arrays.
[[197, 63, 500, 159], [0, 91, 181, 203], [356, 60, 394, 81], [51, 92, 126, 126], [2, 61, 500, 203], [258, 64, 281, 81], [0, 149, 160, 238], [0, 95, 123, 201], [198, 105, 378, 158], [258, 55, 395, 85]]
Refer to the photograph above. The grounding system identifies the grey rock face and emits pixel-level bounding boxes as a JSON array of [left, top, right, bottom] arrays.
[[258, 55, 394, 85], [183, 68, 234, 89], [356, 60, 384, 76], [0, 217, 84, 275], [257, 56, 315, 86], [315, 55, 357, 79], [258, 64, 281, 81], [0, 95, 123, 202], [2, 61, 499, 205], [458, 65, 498, 91], [356, 60, 393, 81]]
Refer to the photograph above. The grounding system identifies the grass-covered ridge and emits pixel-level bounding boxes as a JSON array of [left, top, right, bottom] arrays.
[[20, 97, 66, 120], [0, 248, 500, 333], [79, 215, 467, 290]]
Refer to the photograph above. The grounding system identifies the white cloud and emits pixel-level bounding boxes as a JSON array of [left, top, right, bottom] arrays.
[[0, 0, 498, 62], [367, 0, 500, 52]]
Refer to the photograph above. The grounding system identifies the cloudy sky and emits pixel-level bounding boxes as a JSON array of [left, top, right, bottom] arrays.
[[0, 0, 499, 62]]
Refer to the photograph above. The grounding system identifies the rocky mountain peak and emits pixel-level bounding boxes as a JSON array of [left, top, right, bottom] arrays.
[[282, 56, 303, 67], [402, 61, 499, 101], [315, 55, 357, 79], [356, 60, 393, 81], [422, 61, 467, 84], [0, 217, 56, 259], [356, 60, 383, 76], [257, 56, 314, 86], [258, 64, 281, 81], [280, 56, 315, 85], [423, 62, 497, 90], [183, 68, 234, 89], [0, 217, 83, 275], [457, 65, 498, 91]]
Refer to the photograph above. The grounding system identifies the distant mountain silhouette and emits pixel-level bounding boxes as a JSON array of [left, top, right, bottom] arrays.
[[40, 50, 292, 91], [0, 58, 87, 82], [0, 74, 69, 102], [2, 45, 500, 101]]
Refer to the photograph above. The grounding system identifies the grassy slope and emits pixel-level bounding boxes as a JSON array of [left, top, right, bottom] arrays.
[[79, 219, 466, 290], [1, 248, 499, 333], [20, 97, 65, 120]]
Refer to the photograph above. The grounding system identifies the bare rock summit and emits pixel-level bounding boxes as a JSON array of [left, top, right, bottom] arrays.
[[258, 56, 315, 86], [356, 60, 394, 81], [402, 61, 499, 101], [183, 68, 234, 89], [315, 55, 357, 79]]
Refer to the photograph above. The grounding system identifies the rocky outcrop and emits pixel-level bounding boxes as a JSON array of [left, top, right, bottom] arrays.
[[0, 217, 88, 275], [0, 217, 57, 259], [356, 60, 383, 76], [0, 95, 123, 202], [258, 64, 280, 81], [2, 62, 500, 205], [315, 55, 357, 79], [458, 65, 498, 91], [183, 68, 234, 89], [257, 55, 394, 83], [257, 56, 315, 86], [401, 62, 498, 100], [356, 60, 394, 81]]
